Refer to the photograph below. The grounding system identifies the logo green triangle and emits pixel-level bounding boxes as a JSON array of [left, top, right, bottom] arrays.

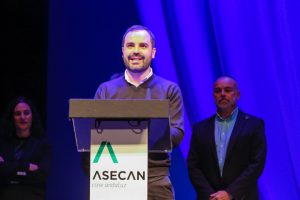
[[93, 141, 118, 164]]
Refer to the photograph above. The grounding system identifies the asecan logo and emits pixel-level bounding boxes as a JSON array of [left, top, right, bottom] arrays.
[[93, 141, 118, 164]]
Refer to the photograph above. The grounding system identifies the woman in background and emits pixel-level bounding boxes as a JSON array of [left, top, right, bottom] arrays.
[[0, 97, 51, 200]]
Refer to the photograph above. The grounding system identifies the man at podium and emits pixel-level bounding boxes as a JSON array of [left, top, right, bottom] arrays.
[[91, 25, 184, 200]]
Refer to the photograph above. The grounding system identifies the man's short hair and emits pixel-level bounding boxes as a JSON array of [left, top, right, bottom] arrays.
[[122, 25, 156, 48]]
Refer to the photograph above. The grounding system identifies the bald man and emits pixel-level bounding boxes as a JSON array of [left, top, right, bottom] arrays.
[[187, 76, 267, 200]]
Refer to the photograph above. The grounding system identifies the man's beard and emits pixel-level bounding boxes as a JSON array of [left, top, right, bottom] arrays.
[[124, 54, 152, 73]]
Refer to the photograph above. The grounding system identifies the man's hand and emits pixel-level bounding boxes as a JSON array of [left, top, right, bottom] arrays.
[[0, 156, 4, 162], [210, 190, 231, 200], [29, 163, 39, 171]]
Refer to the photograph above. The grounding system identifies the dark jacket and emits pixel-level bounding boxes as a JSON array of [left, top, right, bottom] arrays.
[[187, 111, 267, 200], [0, 136, 51, 200]]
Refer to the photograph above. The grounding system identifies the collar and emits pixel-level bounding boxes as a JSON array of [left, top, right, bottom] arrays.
[[216, 107, 239, 121], [124, 67, 153, 87]]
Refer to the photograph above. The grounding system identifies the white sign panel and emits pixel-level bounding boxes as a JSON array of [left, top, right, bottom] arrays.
[[90, 120, 148, 200]]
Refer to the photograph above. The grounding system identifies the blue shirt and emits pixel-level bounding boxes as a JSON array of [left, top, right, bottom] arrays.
[[214, 108, 238, 176]]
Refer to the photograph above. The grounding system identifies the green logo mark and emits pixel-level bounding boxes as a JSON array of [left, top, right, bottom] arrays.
[[93, 141, 118, 164]]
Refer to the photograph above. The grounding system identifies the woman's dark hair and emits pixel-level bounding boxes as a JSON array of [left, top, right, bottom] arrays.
[[0, 96, 44, 141]]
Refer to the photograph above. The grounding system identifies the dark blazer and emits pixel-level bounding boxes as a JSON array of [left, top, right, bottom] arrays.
[[187, 110, 267, 200], [0, 137, 51, 200]]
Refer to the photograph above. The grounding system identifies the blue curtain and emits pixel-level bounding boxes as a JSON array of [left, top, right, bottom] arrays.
[[137, 0, 300, 199]]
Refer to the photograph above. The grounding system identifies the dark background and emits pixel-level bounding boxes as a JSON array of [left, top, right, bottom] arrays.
[[1, 0, 47, 122], [1, 0, 146, 199]]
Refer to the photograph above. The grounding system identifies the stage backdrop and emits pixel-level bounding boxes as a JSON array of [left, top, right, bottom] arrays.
[[48, 0, 300, 199]]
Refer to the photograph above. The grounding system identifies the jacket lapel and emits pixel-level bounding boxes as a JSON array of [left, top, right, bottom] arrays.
[[208, 116, 221, 176], [224, 111, 247, 164]]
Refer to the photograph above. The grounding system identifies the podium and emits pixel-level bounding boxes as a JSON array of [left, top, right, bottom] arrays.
[[69, 99, 171, 200]]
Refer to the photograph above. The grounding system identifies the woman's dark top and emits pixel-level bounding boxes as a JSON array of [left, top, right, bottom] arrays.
[[0, 136, 51, 200]]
